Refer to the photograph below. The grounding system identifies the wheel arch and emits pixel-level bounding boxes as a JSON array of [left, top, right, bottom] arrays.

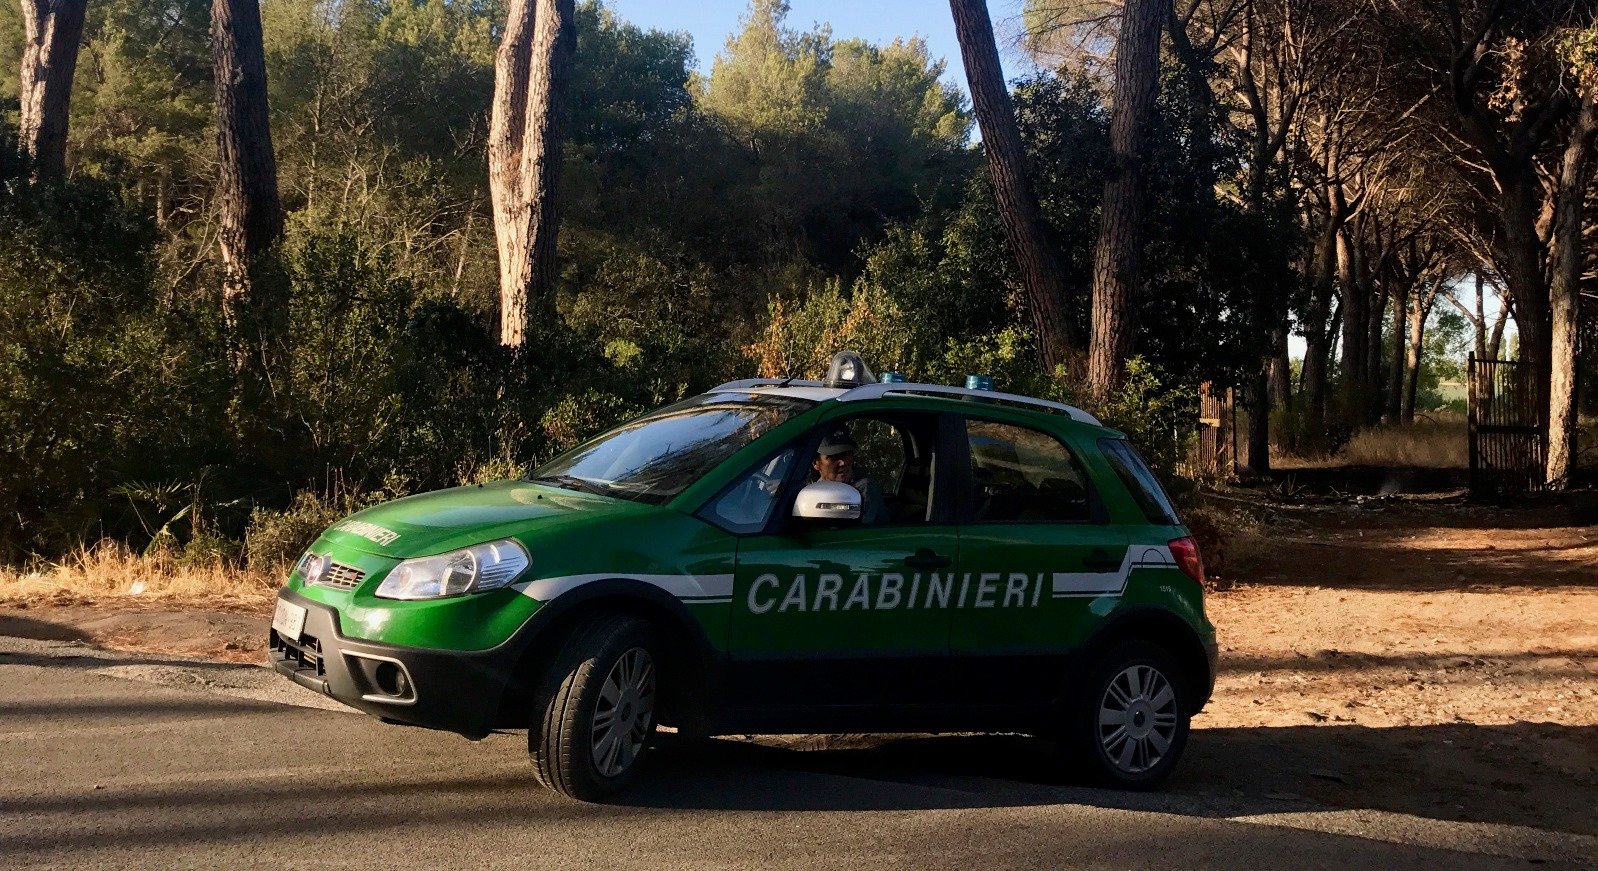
[[496, 579, 721, 732], [1078, 606, 1215, 714]]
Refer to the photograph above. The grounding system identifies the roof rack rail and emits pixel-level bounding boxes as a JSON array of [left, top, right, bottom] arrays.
[[709, 378, 827, 392], [836, 382, 1102, 425]]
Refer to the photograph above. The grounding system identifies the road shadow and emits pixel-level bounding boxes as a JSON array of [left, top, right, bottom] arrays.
[[1238, 531, 1598, 592], [0, 644, 261, 673], [0, 615, 92, 643], [1, 717, 1591, 862], [625, 722, 1597, 836], [1233, 489, 1598, 532]]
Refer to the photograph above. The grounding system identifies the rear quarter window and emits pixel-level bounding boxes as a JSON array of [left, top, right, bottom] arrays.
[[1097, 438, 1180, 526]]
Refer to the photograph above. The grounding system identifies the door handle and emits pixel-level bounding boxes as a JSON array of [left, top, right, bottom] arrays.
[[1081, 548, 1122, 572], [905, 549, 952, 569]]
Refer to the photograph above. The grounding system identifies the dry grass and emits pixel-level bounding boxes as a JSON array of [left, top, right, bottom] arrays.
[[0, 541, 280, 608], [1275, 412, 1468, 469]]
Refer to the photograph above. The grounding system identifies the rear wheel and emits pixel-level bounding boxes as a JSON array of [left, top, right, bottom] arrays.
[[529, 614, 658, 801], [1065, 639, 1190, 789]]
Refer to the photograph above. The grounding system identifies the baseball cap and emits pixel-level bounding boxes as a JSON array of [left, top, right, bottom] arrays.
[[816, 428, 859, 457]]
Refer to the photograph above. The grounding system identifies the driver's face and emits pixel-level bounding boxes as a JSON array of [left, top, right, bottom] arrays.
[[813, 451, 855, 484]]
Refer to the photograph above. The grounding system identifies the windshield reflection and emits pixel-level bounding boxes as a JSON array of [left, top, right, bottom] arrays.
[[527, 394, 813, 504]]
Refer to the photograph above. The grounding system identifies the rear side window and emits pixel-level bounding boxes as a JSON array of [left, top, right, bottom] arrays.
[[1098, 439, 1180, 525], [965, 419, 1093, 522]]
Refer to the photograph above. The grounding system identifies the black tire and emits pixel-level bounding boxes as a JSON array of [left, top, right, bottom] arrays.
[[529, 613, 659, 801], [1064, 639, 1191, 789]]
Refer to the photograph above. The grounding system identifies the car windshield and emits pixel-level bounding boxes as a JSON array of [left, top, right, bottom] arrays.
[[526, 393, 814, 504]]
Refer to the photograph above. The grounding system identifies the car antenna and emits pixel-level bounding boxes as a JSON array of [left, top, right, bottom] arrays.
[[777, 374, 798, 387]]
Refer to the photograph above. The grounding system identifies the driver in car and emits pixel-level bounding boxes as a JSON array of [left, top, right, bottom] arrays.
[[811, 429, 889, 525]]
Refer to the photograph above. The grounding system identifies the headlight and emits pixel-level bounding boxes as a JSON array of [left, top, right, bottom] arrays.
[[299, 552, 329, 585], [374, 539, 530, 600]]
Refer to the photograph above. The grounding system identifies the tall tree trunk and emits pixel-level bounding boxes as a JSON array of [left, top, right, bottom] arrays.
[[1498, 168, 1552, 413], [1245, 370, 1271, 475], [1268, 329, 1292, 407], [212, 0, 283, 312], [1546, 90, 1598, 488], [1402, 291, 1434, 423], [16, 0, 87, 177], [1365, 279, 1386, 419], [1247, 322, 1291, 475], [1337, 227, 1367, 394], [1386, 279, 1409, 422], [950, 0, 1076, 372], [1472, 273, 1489, 361], [1487, 300, 1508, 363], [1086, 0, 1163, 397], [488, 0, 574, 348], [1302, 220, 1340, 424]]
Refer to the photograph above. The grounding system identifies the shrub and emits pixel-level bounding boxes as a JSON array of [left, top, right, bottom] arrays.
[[0, 167, 223, 560], [242, 479, 408, 571], [244, 491, 353, 571], [540, 390, 642, 455]]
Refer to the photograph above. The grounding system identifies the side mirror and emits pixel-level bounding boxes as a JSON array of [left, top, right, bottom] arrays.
[[792, 480, 862, 522]]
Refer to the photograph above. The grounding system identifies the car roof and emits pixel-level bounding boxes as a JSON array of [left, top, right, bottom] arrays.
[[708, 378, 1105, 428]]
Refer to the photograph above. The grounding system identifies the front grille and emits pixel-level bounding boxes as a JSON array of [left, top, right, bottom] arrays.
[[272, 630, 325, 677], [315, 561, 366, 590]]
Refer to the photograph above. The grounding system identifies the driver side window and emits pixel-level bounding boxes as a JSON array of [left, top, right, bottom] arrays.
[[704, 448, 797, 534], [807, 415, 938, 526]]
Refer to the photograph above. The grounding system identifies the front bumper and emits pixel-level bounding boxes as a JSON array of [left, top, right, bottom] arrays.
[[269, 588, 524, 737]]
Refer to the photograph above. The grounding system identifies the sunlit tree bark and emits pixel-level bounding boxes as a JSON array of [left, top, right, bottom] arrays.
[[212, 0, 284, 309], [488, 0, 575, 348], [17, 0, 89, 177], [950, 0, 1077, 372], [1087, 0, 1164, 396], [1546, 89, 1598, 487]]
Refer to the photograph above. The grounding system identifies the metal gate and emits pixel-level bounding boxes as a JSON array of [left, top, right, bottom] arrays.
[[1467, 354, 1545, 498]]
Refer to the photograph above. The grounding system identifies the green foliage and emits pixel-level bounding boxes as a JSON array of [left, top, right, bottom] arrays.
[[1070, 359, 1197, 482], [69, 0, 215, 235], [694, 0, 973, 270], [0, 0, 1276, 564], [1415, 307, 1469, 411], [244, 485, 392, 571], [0, 163, 229, 559], [540, 390, 644, 454]]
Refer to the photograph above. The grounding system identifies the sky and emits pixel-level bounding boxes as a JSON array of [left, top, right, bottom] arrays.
[[607, 0, 1034, 95]]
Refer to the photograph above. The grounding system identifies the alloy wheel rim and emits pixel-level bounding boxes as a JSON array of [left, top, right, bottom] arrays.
[[1097, 664, 1178, 774], [591, 647, 655, 778]]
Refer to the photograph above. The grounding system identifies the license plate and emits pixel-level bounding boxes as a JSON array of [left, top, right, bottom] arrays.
[[272, 599, 307, 643]]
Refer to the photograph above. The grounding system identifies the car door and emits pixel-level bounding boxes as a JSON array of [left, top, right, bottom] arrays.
[[947, 415, 1128, 708], [722, 410, 961, 717]]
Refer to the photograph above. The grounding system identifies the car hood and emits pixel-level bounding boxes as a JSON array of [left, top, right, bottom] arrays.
[[318, 480, 649, 558]]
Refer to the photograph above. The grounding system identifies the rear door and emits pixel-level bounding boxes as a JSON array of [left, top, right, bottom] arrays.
[[948, 415, 1128, 708]]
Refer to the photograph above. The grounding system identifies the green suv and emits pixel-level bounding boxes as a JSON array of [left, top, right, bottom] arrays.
[[270, 353, 1216, 800]]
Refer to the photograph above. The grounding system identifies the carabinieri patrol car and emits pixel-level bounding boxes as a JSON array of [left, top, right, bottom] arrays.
[[270, 352, 1217, 800]]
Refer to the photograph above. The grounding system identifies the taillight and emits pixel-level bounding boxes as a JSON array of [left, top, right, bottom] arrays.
[[1168, 536, 1205, 585]]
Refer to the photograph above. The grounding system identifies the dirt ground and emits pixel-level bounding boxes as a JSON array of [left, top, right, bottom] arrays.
[[2, 494, 1594, 834]]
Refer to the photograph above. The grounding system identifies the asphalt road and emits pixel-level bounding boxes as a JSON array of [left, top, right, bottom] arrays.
[[1, 637, 1591, 870]]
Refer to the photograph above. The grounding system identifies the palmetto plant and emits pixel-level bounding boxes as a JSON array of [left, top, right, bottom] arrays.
[[111, 469, 244, 552]]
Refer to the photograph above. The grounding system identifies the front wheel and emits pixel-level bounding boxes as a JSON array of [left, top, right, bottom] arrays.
[[1064, 639, 1191, 789], [529, 614, 658, 801]]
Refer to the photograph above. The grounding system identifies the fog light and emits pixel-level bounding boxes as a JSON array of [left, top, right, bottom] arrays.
[[374, 661, 408, 697]]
